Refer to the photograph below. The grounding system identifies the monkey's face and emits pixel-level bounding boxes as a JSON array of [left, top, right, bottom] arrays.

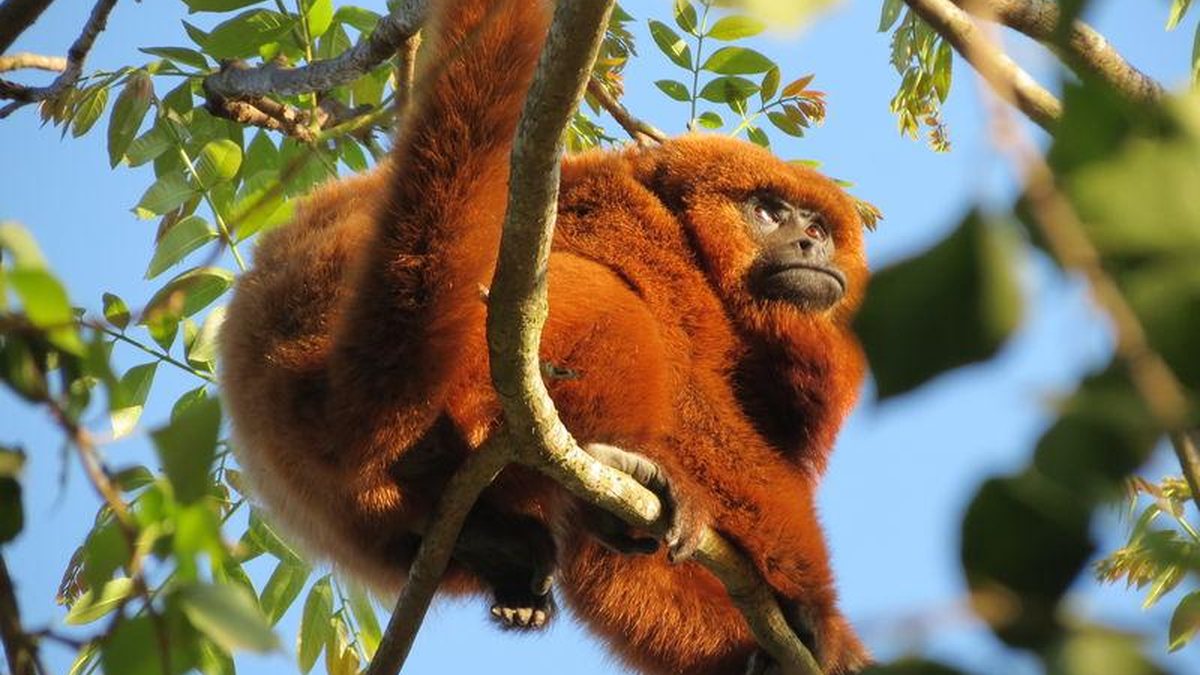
[[632, 135, 868, 325]]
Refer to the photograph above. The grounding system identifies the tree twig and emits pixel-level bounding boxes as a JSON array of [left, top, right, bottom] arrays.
[[201, 0, 430, 101], [394, 33, 421, 112], [586, 77, 666, 144], [0, 0, 117, 119], [901, 0, 1061, 130], [956, 0, 1162, 103], [0, 52, 65, 73], [0, 0, 55, 55]]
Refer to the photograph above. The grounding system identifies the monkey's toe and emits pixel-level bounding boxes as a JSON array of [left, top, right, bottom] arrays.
[[489, 586, 555, 631]]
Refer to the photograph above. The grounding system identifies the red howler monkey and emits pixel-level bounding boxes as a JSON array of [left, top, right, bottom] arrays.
[[219, 0, 870, 673]]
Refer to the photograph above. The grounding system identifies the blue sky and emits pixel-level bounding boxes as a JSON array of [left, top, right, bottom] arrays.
[[1, 1, 1198, 674]]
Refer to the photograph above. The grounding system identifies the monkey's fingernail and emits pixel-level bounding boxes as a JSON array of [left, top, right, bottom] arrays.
[[532, 610, 547, 627], [516, 607, 533, 625], [491, 606, 502, 618]]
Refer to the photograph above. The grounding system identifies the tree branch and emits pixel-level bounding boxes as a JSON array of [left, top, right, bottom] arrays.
[[956, 0, 1162, 103], [0, 0, 117, 119], [902, 0, 1061, 130], [0, 0, 55, 55], [0, 553, 42, 675], [586, 78, 666, 145], [0, 52, 65, 73], [201, 0, 429, 101]]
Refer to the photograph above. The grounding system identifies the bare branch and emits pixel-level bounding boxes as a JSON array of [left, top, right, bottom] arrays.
[[0, 52, 65, 73], [202, 0, 429, 101], [394, 33, 421, 112], [586, 78, 666, 145], [0, 0, 117, 119], [902, 0, 1061, 130], [204, 68, 371, 142], [957, 0, 1162, 103], [0, 553, 43, 675], [0, 0, 54, 55]]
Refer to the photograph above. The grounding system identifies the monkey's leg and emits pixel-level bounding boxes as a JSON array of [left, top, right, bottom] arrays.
[[451, 505, 557, 630]]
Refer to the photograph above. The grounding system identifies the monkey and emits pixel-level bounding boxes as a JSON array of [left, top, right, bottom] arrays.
[[218, 0, 870, 672]]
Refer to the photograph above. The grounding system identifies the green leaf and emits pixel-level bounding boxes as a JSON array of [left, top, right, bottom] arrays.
[[673, 0, 699, 36], [707, 15, 765, 41], [782, 74, 815, 97], [107, 71, 153, 167], [186, 306, 225, 371], [134, 173, 199, 219], [126, 123, 174, 168], [879, 0, 905, 32], [151, 396, 221, 504], [147, 215, 219, 279], [139, 46, 210, 71], [110, 362, 158, 439], [195, 139, 243, 188], [304, 0, 334, 38], [1053, 626, 1164, 675], [142, 266, 235, 323], [184, 0, 267, 11], [648, 20, 693, 69], [854, 210, 1023, 399], [71, 85, 109, 138], [0, 478, 22, 544], [696, 111, 723, 129], [174, 501, 223, 561], [1170, 591, 1200, 651], [1169, 0, 1193, 30], [8, 268, 85, 355], [113, 465, 155, 492], [199, 10, 298, 60], [260, 561, 310, 625], [333, 6, 380, 34], [760, 66, 780, 104], [654, 79, 691, 102], [747, 126, 769, 147], [767, 110, 803, 137], [933, 41, 953, 103], [1, 337, 49, 402], [198, 640, 236, 675], [65, 577, 134, 625], [345, 582, 381, 657], [177, 582, 280, 653], [82, 519, 125, 589], [102, 292, 131, 330], [0, 221, 48, 268], [698, 75, 758, 103], [298, 576, 334, 673], [100, 616, 160, 675], [339, 140, 368, 173], [702, 46, 774, 74], [244, 508, 304, 566]]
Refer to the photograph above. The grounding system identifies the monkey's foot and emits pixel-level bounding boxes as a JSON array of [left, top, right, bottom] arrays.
[[582, 443, 708, 563], [489, 578, 556, 630], [745, 606, 871, 675]]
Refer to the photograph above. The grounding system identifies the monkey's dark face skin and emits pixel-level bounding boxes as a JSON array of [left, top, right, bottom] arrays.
[[743, 192, 847, 312]]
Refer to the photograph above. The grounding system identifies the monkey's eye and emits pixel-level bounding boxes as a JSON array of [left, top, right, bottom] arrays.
[[804, 223, 827, 240], [752, 200, 788, 233]]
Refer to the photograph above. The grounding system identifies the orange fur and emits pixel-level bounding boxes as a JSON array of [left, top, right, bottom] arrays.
[[220, 0, 869, 672]]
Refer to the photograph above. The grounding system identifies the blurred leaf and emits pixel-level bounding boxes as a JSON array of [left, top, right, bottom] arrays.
[[861, 659, 968, 675], [345, 581, 381, 656], [186, 306, 225, 371], [707, 15, 765, 40], [1117, 259, 1200, 402], [177, 582, 280, 653], [195, 139, 243, 189], [65, 577, 134, 625], [1170, 591, 1200, 651], [333, 6, 380, 33], [107, 71, 153, 167], [0, 222, 49, 268], [82, 519, 125, 590], [878, 0, 905, 32], [110, 362, 158, 439], [142, 267, 234, 324], [135, 174, 199, 219], [102, 292, 131, 330], [702, 46, 774, 74], [0, 338, 48, 402], [197, 640, 235, 675], [855, 210, 1023, 399], [151, 396, 221, 504], [298, 576, 333, 673], [260, 561, 310, 625], [654, 79, 691, 102], [113, 465, 155, 492], [648, 20, 693, 69], [174, 501, 223, 563], [760, 66, 779, 104], [100, 616, 162, 675], [184, 0, 267, 11], [1168, 0, 1193, 30], [9, 268, 85, 355], [1052, 626, 1165, 675], [304, 0, 334, 38], [198, 10, 298, 60], [0, 477, 22, 543]]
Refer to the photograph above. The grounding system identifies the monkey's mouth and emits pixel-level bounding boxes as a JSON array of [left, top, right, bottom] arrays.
[[767, 264, 847, 293]]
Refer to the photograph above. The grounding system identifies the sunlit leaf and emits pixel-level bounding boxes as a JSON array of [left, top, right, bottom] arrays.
[[142, 267, 235, 323], [1170, 591, 1200, 651], [65, 577, 134, 625], [8, 268, 85, 355], [71, 85, 109, 138], [702, 46, 774, 74], [147, 215, 219, 279], [259, 561, 310, 625], [139, 46, 210, 71], [151, 396, 220, 504], [698, 75, 758, 103], [304, 0, 334, 38], [107, 71, 153, 167], [654, 79, 691, 102], [198, 10, 298, 60], [298, 576, 333, 673], [648, 20, 693, 69], [184, 0, 267, 12], [195, 139, 243, 188], [134, 173, 199, 219], [102, 292, 131, 330], [177, 582, 280, 653], [707, 15, 765, 41], [110, 362, 158, 439]]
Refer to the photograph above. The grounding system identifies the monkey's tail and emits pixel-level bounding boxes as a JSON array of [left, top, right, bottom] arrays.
[[331, 0, 551, 406]]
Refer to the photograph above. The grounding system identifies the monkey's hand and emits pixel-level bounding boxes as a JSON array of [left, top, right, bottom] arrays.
[[582, 443, 707, 563], [455, 510, 557, 630], [744, 604, 871, 675]]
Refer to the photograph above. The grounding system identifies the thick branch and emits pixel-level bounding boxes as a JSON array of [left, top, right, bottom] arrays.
[[902, 0, 1061, 130], [202, 0, 429, 100], [0, 0, 54, 55], [0, 0, 116, 119], [0, 554, 42, 675], [958, 0, 1162, 103], [0, 52, 65, 73]]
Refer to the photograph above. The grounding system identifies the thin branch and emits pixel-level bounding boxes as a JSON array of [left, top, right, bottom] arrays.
[[201, 0, 430, 101], [0, 554, 43, 675], [586, 77, 666, 145], [957, 0, 1162, 103], [0, 52, 65, 73], [394, 33, 421, 112], [902, 0, 1061, 130], [0, 0, 55, 55], [0, 0, 116, 119]]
